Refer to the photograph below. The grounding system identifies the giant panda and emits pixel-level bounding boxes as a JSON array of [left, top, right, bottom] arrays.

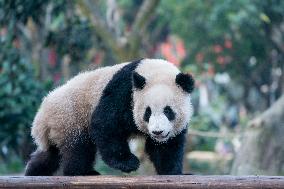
[[25, 58, 194, 176]]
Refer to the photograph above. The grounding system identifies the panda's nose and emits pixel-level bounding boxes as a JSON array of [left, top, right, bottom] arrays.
[[152, 130, 163, 136]]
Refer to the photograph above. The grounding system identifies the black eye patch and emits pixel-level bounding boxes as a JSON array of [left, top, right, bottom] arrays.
[[163, 106, 176, 121], [143, 106, 151, 122]]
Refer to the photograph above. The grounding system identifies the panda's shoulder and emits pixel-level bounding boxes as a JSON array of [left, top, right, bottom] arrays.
[[48, 63, 129, 94]]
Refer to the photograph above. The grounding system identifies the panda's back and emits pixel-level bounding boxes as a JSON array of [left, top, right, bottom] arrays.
[[32, 62, 129, 150]]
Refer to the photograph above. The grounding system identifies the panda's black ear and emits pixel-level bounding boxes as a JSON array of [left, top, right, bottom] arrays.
[[176, 73, 195, 93], [132, 71, 146, 90]]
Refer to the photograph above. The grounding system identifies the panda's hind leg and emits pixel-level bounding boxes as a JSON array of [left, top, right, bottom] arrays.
[[61, 131, 100, 176], [25, 145, 60, 176]]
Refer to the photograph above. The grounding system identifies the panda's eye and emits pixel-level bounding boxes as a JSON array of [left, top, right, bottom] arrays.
[[163, 106, 176, 121], [143, 106, 151, 122]]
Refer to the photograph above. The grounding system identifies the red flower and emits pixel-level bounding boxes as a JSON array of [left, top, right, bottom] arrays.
[[224, 39, 232, 49], [195, 52, 204, 63], [160, 36, 186, 65], [48, 48, 57, 67], [217, 56, 225, 65], [213, 45, 223, 53]]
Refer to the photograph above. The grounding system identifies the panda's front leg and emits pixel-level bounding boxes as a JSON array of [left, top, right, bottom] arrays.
[[145, 129, 187, 175], [91, 126, 140, 173], [100, 136, 140, 173]]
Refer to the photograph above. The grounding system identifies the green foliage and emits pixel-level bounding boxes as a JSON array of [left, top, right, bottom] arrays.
[[187, 154, 233, 175], [159, 0, 284, 86], [117, 0, 143, 24], [0, 23, 47, 161], [46, 16, 94, 62], [0, 0, 47, 25], [190, 116, 218, 151], [0, 154, 24, 175]]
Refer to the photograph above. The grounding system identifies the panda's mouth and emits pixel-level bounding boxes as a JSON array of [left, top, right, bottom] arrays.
[[152, 132, 170, 140]]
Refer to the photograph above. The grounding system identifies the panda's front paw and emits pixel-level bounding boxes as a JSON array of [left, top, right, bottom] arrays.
[[109, 154, 140, 173], [120, 155, 140, 173]]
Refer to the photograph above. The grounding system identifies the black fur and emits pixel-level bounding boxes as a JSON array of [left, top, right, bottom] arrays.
[[175, 73, 195, 93], [143, 106, 151, 122], [91, 58, 187, 174], [27, 58, 188, 175], [25, 131, 100, 176], [145, 129, 187, 175], [90, 59, 143, 173], [60, 130, 100, 176], [163, 106, 176, 121], [25, 145, 60, 176], [132, 71, 146, 89]]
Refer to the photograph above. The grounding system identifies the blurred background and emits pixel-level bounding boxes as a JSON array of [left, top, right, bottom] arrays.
[[0, 0, 283, 175]]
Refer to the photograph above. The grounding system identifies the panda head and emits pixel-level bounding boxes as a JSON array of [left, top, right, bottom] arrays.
[[132, 59, 194, 143]]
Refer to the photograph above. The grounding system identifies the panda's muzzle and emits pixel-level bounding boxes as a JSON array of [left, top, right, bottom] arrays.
[[148, 114, 172, 141], [152, 131, 170, 139]]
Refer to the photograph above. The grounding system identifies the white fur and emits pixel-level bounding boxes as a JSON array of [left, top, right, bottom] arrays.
[[132, 59, 193, 143], [32, 58, 193, 150], [32, 63, 128, 151], [148, 114, 173, 142]]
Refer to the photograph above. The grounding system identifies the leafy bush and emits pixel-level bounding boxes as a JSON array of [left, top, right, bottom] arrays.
[[0, 26, 48, 164]]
